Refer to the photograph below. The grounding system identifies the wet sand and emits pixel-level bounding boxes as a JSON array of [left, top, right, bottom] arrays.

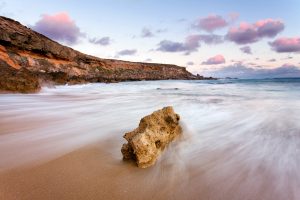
[[0, 138, 192, 200], [0, 135, 296, 200]]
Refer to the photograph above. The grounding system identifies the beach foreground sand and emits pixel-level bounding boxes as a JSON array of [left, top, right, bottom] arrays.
[[0, 137, 289, 200], [0, 138, 196, 200]]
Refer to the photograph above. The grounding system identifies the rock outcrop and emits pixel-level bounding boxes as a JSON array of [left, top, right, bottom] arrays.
[[0, 16, 215, 93], [0, 60, 40, 93], [121, 106, 182, 168]]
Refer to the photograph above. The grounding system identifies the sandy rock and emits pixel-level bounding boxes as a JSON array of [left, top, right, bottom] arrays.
[[121, 106, 182, 168]]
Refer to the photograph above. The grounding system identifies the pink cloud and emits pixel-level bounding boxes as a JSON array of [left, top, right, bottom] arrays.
[[184, 35, 202, 50], [255, 19, 284, 37], [269, 37, 300, 52], [32, 12, 84, 45], [156, 34, 223, 55], [193, 14, 228, 32], [227, 22, 258, 44], [202, 55, 225, 65], [226, 19, 284, 44], [184, 34, 223, 47]]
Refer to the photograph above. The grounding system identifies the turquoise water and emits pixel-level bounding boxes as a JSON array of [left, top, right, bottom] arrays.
[[0, 78, 300, 199]]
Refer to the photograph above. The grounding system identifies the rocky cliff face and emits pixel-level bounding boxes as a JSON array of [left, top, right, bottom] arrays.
[[0, 16, 211, 93]]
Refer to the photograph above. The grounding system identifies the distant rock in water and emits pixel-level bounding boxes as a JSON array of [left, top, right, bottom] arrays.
[[0, 16, 215, 93], [121, 106, 182, 168]]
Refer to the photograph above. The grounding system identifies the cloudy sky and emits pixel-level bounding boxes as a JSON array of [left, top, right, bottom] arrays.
[[1, 0, 300, 78]]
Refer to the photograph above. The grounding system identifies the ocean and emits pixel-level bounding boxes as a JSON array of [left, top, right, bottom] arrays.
[[1, 78, 300, 199]]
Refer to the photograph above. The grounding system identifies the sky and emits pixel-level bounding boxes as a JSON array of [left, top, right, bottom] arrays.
[[0, 0, 300, 78]]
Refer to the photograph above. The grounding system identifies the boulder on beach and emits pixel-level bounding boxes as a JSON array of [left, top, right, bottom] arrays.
[[121, 106, 182, 168]]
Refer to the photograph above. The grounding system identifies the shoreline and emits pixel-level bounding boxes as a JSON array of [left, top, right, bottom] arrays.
[[0, 77, 217, 94]]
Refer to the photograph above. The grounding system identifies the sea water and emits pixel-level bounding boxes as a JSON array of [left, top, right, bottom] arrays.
[[0, 78, 300, 199]]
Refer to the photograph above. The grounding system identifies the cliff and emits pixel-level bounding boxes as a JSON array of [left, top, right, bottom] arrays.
[[0, 16, 212, 93]]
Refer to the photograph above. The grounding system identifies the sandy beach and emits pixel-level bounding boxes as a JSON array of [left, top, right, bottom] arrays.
[[0, 136, 292, 200], [0, 136, 202, 200], [1, 80, 300, 200]]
